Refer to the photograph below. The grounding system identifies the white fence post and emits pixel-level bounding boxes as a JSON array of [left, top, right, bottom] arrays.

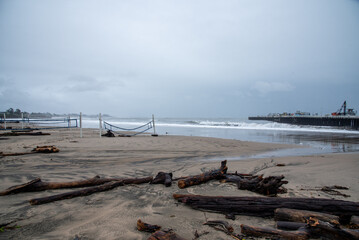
[[3, 113, 6, 129], [21, 112, 24, 129], [68, 114, 71, 128], [99, 113, 102, 138], [151, 114, 158, 136], [80, 112, 83, 138]]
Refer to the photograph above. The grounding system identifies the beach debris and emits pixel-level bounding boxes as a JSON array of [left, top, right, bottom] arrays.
[[192, 230, 209, 239], [173, 194, 359, 223], [0, 131, 50, 136], [301, 185, 351, 198], [101, 130, 115, 137], [242, 208, 359, 239], [137, 219, 161, 233], [306, 217, 359, 240], [274, 208, 340, 224], [32, 145, 59, 153], [203, 220, 248, 239], [29, 176, 153, 205], [240, 223, 310, 240], [151, 172, 173, 187], [242, 217, 359, 240], [177, 160, 227, 189], [136, 220, 187, 240], [0, 175, 132, 195], [321, 185, 350, 197], [221, 173, 288, 196], [0, 145, 59, 157]]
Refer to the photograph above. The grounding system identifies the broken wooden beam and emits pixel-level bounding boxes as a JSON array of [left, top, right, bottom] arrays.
[[29, 176, 153, 205], [0, 176, 128, 195], [177, 160, 227, 189], [173, 194, 359, 223]]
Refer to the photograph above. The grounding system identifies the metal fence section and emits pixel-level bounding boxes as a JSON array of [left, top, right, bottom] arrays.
[[0, 118, 78, 131]]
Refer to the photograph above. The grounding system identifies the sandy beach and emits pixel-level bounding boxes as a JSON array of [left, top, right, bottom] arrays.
[[0, 128, 358, 240]]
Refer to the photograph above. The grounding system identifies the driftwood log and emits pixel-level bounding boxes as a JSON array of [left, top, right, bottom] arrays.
[[241, 224, 309, 240], [274, 208, 340, 223], [0, 145, 59, 157], [0, 131, 50, 136], [29, 176, 153, 205], [173, 194, 359, 223], [222, 174, 287, 196], [0, 176, 130, 195], [136, 219, 187, 240], [177, 160, 227, 189], [306, 217, 359, 240], [137, 219, 161, 233], [203, 220, 245, 239], [151, 172, 173, 187]]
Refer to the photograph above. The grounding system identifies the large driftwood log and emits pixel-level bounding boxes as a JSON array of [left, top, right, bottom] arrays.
[[0, 131, 50, 136], [241, 224, 309, 240], [0, 176, 127, 195], [274, 208, 340, 223], [0, 145, 59, 157], [177, 160, 227, 189], [151, 172, 173, 187], [173, 194, 359, 223], [29, 176, 153, 205], [222, 174, 287, 196], [307, 217, 359, 240]]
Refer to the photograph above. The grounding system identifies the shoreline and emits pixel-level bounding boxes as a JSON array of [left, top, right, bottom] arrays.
[[0, 128, 358, 239]]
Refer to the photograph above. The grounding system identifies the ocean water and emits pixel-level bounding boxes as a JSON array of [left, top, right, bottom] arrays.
[[82, 117, 359, 157]]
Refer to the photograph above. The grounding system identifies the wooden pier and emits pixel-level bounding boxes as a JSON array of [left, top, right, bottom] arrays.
[[248, 116, 359, 130]]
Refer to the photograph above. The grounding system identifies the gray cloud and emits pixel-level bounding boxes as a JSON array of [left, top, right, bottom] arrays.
[[0, 0, 358, 117]]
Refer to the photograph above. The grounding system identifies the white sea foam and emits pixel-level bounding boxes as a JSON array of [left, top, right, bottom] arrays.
[[82, 118, 359, 134]]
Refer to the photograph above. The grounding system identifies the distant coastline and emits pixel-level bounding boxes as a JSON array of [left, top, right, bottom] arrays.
[[0, 108, 110, 119]]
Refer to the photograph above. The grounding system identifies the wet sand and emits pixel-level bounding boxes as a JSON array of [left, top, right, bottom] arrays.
[[0, 128, 358, 239]]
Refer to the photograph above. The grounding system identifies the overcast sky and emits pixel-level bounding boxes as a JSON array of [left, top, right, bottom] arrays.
[[0, 0, 358, 118]]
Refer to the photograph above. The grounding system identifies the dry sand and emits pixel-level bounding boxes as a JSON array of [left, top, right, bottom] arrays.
[[0, 128, 358, 240]]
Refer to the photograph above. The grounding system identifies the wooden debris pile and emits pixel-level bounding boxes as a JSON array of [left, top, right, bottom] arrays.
[[241, 209, 359, 240], [2, 158, 359, 239]]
